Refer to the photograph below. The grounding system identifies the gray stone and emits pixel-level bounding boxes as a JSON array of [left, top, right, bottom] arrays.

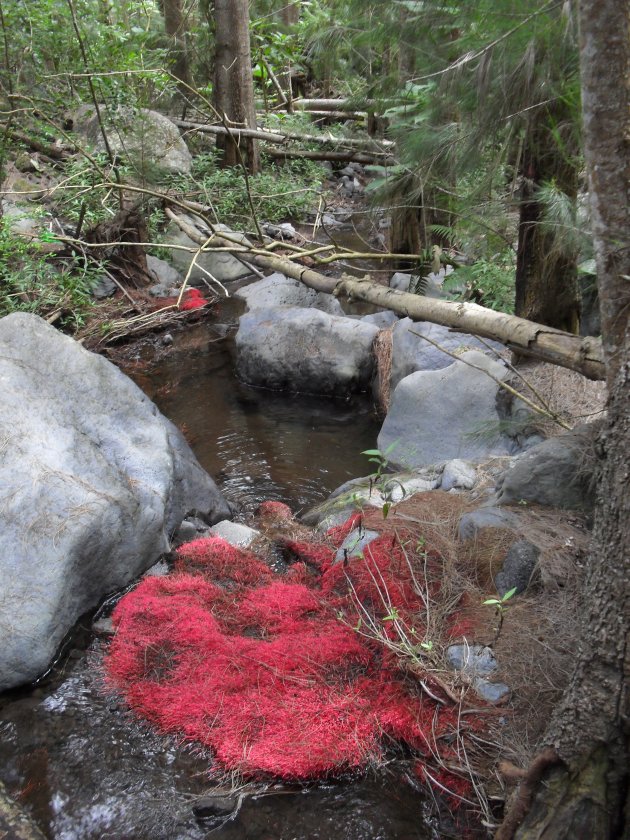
[[146, 255, 182, 288], [389, 272, 414, 293], [75, 105, 192, 176], [446, 644, 510, 703], [390, 318, 505, 391], [0, 312, 230, 691], [495, 423, 600, 510], [302, 467, 442, 528], [446, 643, 498, 676], [441, 459, 477, 491], [378, 351, 513, 470], [235, 272, 344, 315], [235, 307, 379, 396], [335, 528, 380, 563], [91, 275, 117, 299], [495, 540, 539, 596], [471, 677, 510, 704], [209, 520, 260, 549], [457, 507, 520, 541], [361, 310, 399, 329], [165, 215, 253, 284]]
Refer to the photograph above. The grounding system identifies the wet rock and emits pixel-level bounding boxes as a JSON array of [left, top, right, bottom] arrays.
[[379, 351, 514, 470], [389, 318, 505, 391], [0, 312, 231, 691], [335, 528, 380, 563], [74, 104, 192, 175], [495, 423, 600, 511], [235, 307, 378, 396], [192, 794, 238, 820], [209, 520, 260, 549], [302, 467, 442, 528], [235, 272, 343, 315], [495, 539, 540, 596], [165, 215, 252, 284], [457, 507, 520, 541], [92, 618, 115, 635], [441, 459, 477, 491]]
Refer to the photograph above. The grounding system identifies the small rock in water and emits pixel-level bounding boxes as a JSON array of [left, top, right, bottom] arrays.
[[92, 617, 115, 635], [192, 794, 238, 820]]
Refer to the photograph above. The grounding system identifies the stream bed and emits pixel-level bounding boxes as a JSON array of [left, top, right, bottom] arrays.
[[0, 297, 444, 840]]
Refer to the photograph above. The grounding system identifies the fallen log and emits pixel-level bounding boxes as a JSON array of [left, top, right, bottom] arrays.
[[164, 208, 605, 381], [266, 147, 396, 166], [175, 118, 393, 152]]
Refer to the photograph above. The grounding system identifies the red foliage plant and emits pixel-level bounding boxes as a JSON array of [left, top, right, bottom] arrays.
[[153, 288, 208, 311], [104, 514, 473, 787]]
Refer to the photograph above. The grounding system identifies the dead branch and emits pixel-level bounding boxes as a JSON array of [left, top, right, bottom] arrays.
[[494, 747, 560, 840], [163, 208, 605, 381], [266, 147, 396, 166], [174, 117, 394, 151]]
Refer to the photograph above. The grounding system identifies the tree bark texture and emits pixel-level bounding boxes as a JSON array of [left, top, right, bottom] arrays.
[[163, 0, 191, 90], [498, 1, 630, 836], [515, 101, 581, 333], [213, 0, 260, 174]]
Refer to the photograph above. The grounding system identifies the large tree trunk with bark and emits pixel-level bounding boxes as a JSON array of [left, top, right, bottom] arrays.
[[515, 102, 581, 333], [163, 0, 191, 93], [497, 1, 630, 836], [213, 0, 260, 174]]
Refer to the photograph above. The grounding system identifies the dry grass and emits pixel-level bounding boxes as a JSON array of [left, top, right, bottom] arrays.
[[349, 490, 591, 821], [507, 357, 607, 434]]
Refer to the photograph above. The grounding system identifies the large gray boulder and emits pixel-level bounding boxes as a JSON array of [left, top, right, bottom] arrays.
[[164, 215, 252, 284], [235, 272, 344, 315], [378, 350, 514, 469], [0, 313, 231, 691], [495, 423, 600, 510], [390, 318, 504, 391], [235, 307, 379, 395], [75, 105, 192, 176]]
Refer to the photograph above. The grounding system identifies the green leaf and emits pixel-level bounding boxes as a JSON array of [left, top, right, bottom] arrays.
[[382, 502, 391, 519], [502, 587, 518, 602], [483, 598, 501, 606]]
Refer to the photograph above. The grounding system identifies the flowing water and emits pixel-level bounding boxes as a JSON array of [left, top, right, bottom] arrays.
[[0, 292, 445, 839]]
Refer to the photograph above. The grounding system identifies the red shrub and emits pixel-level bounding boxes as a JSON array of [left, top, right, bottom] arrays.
[[104, 513, 476, 787]]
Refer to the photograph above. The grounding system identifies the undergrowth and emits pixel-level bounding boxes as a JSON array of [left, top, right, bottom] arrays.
[[0, 218, 100, 329]]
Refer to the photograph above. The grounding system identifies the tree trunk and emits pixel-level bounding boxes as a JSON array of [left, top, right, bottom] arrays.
[[213, 0, 260, 174], [280, 1, 299, 27], [515, 103, 581, 333], [497, 1, 630, 835], [163, 0, 191, 92]]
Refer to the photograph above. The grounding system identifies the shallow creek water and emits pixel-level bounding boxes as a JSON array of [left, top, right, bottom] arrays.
[[0, 295, 443, 839]]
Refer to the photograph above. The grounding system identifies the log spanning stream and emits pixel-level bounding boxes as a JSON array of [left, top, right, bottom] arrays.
[[0, 299, 440, 840]]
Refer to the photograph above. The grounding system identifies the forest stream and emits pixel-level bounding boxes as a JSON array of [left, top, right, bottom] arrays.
[[0, 284, 445, 839]]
